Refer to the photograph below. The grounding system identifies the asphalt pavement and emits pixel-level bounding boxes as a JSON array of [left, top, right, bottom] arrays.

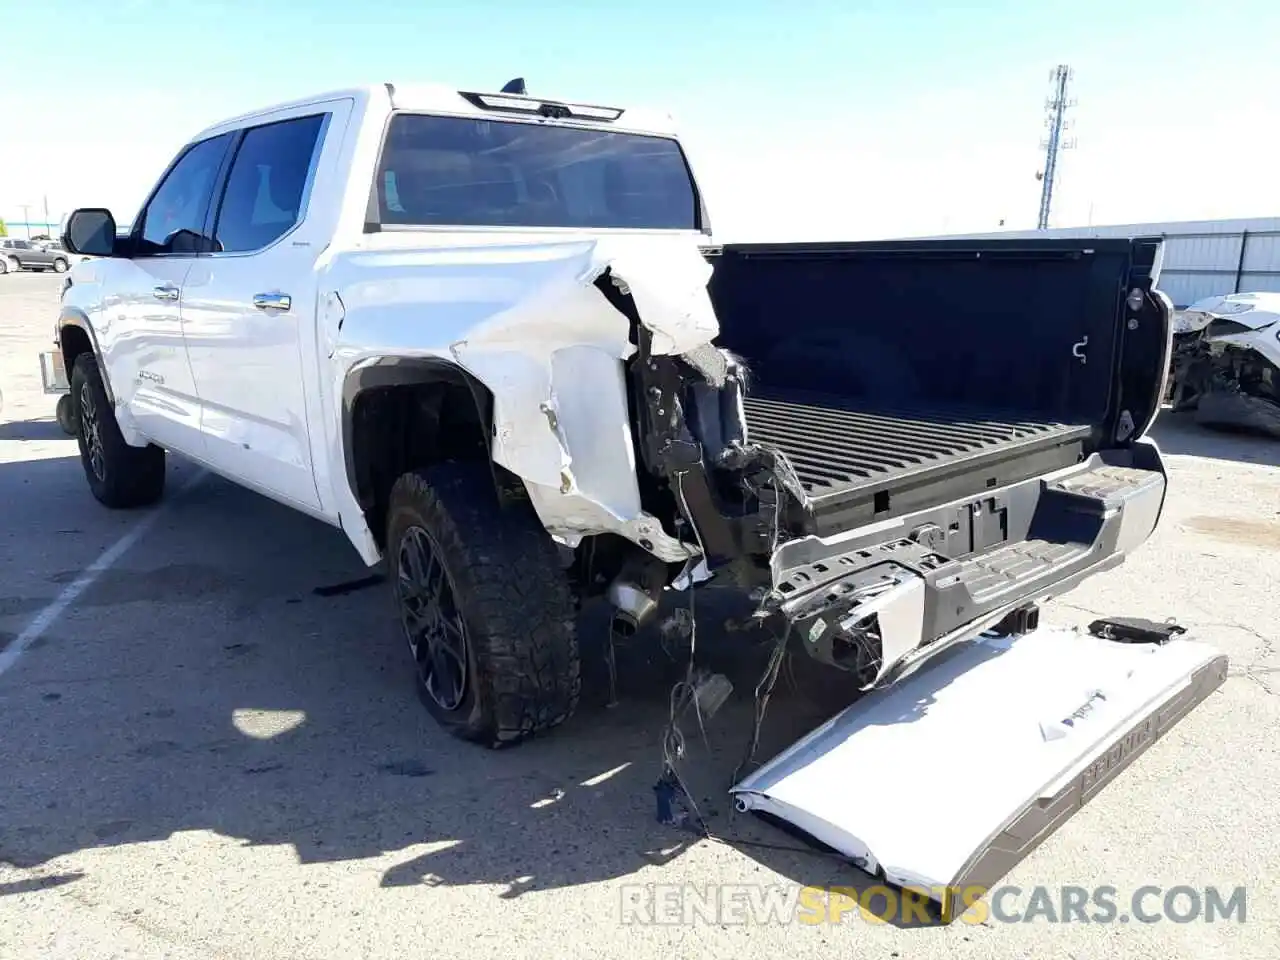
[[2, 270, 1278, 959]]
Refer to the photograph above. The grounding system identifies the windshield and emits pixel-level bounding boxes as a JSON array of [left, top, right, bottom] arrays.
[[373, 113, 700, 231]]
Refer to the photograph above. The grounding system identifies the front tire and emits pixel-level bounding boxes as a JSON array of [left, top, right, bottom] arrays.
[[52, 257, 69, 273], [70, 354, 166, 507], [386, 463, 581, 747]]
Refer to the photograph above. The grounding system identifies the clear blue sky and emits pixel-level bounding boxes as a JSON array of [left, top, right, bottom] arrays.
[[3, 0, 1278, 239]]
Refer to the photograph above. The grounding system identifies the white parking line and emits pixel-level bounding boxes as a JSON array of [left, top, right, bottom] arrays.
[[0, 471, 204, 678]]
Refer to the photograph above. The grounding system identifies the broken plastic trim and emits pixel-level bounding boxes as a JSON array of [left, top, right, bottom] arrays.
[[593, 269, 793, 582]]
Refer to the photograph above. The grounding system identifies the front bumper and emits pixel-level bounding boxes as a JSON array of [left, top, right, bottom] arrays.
[[768, 441, 1168, 688]]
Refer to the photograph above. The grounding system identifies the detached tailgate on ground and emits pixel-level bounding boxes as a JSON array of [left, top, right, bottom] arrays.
[[732, 624, 1227, 919]]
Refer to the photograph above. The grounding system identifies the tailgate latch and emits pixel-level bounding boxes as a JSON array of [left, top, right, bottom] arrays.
[[1088, 616, 1187, 645]]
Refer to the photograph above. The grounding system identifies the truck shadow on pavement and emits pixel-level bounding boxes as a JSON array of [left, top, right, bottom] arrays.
[[0, 417, 68, 442], [0, 467, 950, 926]]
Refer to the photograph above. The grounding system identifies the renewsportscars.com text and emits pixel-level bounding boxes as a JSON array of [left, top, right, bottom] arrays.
[[619, 883, 1247, 926]]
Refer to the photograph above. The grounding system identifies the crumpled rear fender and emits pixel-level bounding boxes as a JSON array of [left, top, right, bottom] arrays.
[[329, 235, 719, 564]]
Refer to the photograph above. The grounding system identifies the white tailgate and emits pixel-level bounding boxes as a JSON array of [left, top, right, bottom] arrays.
[[731, 625, 1227, 915]]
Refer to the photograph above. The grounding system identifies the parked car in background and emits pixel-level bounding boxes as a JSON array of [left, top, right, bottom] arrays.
[[0, 237, 71, 273], [0, 240, 20, 275]]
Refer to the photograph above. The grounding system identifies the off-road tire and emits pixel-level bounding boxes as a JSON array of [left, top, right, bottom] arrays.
[[386, 463, 581, 747], [70, 354, 166, 507], [1195, 389, 1280, 440]]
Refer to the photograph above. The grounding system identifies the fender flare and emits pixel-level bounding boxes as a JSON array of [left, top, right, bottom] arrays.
[[56, 308, 114, 406], [340, 356, 498, 506]]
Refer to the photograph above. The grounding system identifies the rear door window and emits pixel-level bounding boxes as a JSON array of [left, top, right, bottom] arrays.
[[213, 114, 327, 254]]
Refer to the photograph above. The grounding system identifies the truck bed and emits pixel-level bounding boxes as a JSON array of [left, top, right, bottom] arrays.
[[706, 237, 1171, 536], [743, 391, 1091, 534]]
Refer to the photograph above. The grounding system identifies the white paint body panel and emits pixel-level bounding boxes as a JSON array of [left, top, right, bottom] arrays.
[[182, 251, 324, 512], [326, 233, 715, 563], [87, 256, 205, 454], [731, 626, 1226, 898]]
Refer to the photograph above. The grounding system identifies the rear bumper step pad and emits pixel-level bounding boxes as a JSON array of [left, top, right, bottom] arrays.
[[731, 625, 1227, 920], [770, 452, 1169, 684]]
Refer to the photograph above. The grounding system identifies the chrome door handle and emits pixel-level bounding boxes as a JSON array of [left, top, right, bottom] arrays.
[[253, 292, 292, 312], [153, 285, 180, 301]]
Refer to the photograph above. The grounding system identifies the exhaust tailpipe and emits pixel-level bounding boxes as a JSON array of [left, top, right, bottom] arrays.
[[607, 554, 667, 634]]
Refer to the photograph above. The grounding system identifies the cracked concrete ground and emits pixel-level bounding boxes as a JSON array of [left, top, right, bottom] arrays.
[[2, 272, 1279, 959]]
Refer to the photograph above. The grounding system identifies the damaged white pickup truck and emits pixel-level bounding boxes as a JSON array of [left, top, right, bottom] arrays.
[[57, 80, 1214, 775]]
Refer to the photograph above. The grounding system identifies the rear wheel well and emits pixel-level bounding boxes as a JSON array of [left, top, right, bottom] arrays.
[[349, 370, 502, 549], [59, 324, 94, 382]]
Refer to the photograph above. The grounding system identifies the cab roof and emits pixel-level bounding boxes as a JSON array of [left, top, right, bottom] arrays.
[[192, 82, 680, 142]]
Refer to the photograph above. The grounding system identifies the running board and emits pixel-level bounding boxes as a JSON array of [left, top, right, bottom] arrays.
[[730, 624, 1227, 920]]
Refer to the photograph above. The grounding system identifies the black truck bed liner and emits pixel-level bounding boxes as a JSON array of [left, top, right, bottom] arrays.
[[742, 391, 1091, 534]]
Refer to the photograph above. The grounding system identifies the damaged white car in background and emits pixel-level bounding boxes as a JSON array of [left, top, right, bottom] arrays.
[[1167, 291, 1280, 438]]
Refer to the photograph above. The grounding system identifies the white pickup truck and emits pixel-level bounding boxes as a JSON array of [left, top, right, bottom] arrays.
[[58, 79, 1185, 738], [56, 79, 1228, 911]]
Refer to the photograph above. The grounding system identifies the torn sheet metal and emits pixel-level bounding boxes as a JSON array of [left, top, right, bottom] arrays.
[[1177, 291, 1280, 333], [444, 235, 722, 555], [731, 625, 1226, 916], [604, 242, 719, 356]]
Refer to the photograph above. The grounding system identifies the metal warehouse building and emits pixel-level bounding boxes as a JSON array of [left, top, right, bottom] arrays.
[[947, 216, 1280, 309]]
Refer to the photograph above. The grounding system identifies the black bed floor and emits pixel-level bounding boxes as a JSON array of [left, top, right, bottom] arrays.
[[742, 391, 1091, 498]]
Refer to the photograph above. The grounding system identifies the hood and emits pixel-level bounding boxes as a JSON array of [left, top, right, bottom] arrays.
[[1177, 292, 1280, 334]]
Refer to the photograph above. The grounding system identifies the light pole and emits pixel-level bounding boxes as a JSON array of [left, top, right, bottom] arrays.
[[18, 204, 32, 239]]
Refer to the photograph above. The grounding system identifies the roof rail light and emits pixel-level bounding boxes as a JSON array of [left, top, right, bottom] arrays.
[[474, 94, 539, 112], [459, 90, 623, 122], [566, 104, 624, 121]]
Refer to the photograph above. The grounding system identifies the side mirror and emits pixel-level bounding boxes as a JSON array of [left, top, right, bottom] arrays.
[[62, 208, 119, 257]]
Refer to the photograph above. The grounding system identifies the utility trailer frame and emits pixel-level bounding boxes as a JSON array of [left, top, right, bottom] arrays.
[[38, 348, 77, 435]]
